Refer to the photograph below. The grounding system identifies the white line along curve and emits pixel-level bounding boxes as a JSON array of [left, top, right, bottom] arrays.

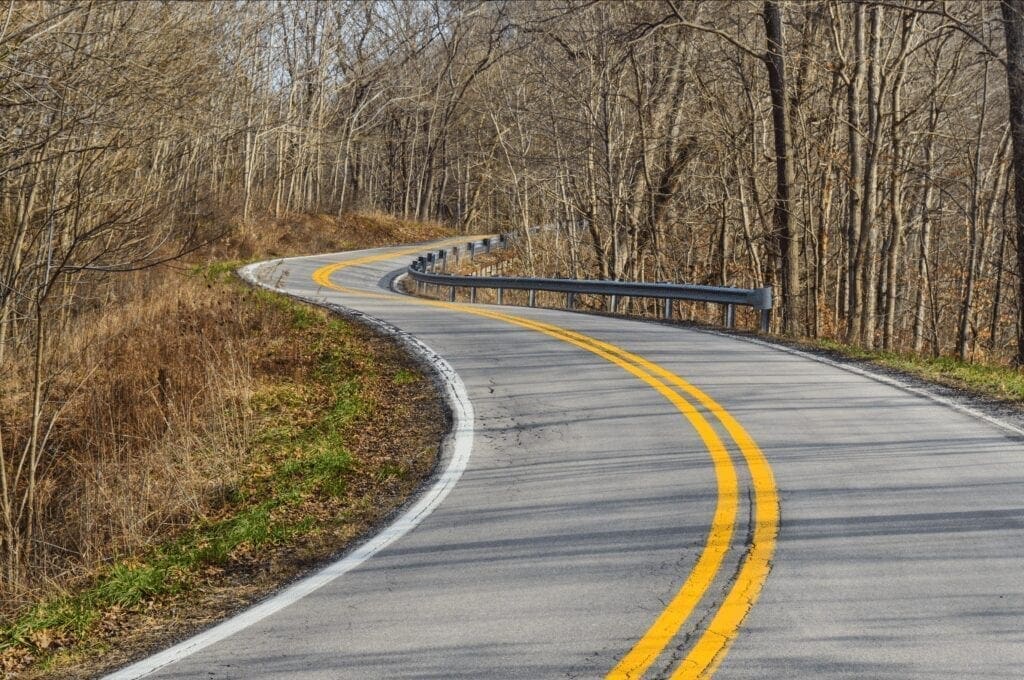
[[105, 260, 476, 679], [708, 329, 1024, 439]]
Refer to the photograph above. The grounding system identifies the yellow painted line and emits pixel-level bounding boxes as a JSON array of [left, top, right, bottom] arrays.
[[462, 311, 739, 678], [305, 245, 778, 678], [509, 324, 779, 678], [624, 352, 777, 679], [309, 251, 741, 670], [413, 303, 779, 679], [310, 237, 477, 291]]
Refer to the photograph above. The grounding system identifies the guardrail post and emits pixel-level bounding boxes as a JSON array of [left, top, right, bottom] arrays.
[[567, 292, 574, 309], [416, 280, 423, 295], [470, 287, 477, 303], [528, 289, 536, 307], [497, 287, 504, 304], [609, 294, 617, 313], [725, 304, 735, 329], [759, 309, 771, 333], [467, 241, 475, 261], [449, 286, 456, 302], [662, 298, 671, 320], [483, 237, 491, 253]]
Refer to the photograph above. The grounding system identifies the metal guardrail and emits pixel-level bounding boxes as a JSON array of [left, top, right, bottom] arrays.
[[406, 235, 773, 332]]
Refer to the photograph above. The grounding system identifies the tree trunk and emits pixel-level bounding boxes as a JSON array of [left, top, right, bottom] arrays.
[[958, 59, 993, 360], [882, 11, 916, 351], [763, 0, 800, 334], [856, 3, 882, 348], [991, 219, 1009, 351], [1001, 0, 1024, 365], [845, 1, 866, 342]]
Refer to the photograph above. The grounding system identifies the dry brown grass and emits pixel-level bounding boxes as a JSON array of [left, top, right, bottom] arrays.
[[2, 277, 250, 600], [0, 211, 452, 676], [16, 291, 444, 679], [213, 211, 451, 261], [45, 278, 267, 586]]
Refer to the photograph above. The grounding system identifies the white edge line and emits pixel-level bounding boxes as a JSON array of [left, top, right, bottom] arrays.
[[696, 327, 1024, 439], [104, 257, 474, 679]]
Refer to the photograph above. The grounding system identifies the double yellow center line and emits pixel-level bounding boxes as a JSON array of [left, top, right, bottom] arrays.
[[305, 243, 779, 678]]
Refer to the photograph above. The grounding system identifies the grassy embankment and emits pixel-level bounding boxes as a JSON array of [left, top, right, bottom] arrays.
[[797, 337, 1024, 404], [0, 212, 450, 678]]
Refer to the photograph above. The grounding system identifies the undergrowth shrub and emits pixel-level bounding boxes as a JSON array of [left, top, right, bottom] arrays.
[[0, 210, 450, 619]]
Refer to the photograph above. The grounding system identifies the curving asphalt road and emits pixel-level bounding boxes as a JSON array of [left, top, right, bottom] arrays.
[[109, 240, 1024, 679]]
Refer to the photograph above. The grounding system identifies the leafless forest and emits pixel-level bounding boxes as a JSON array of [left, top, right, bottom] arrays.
[[3, 0, 1024, 615]]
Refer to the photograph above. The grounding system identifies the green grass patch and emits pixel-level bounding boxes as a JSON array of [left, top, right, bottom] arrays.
[[192, 259, 251, 283], [803, 338, 1024, 403], [279, 446, 353, 498], [376, 462, 406, 482], [288, 304, 320, 330], [393, 368, 418, 385]]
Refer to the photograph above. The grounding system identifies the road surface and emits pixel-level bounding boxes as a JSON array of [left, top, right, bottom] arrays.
[[109, 240, 1024, 679]]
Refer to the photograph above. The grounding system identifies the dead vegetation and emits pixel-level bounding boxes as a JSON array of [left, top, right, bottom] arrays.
[[211, 212, 451, 262], [0, 212, 450, 677]]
